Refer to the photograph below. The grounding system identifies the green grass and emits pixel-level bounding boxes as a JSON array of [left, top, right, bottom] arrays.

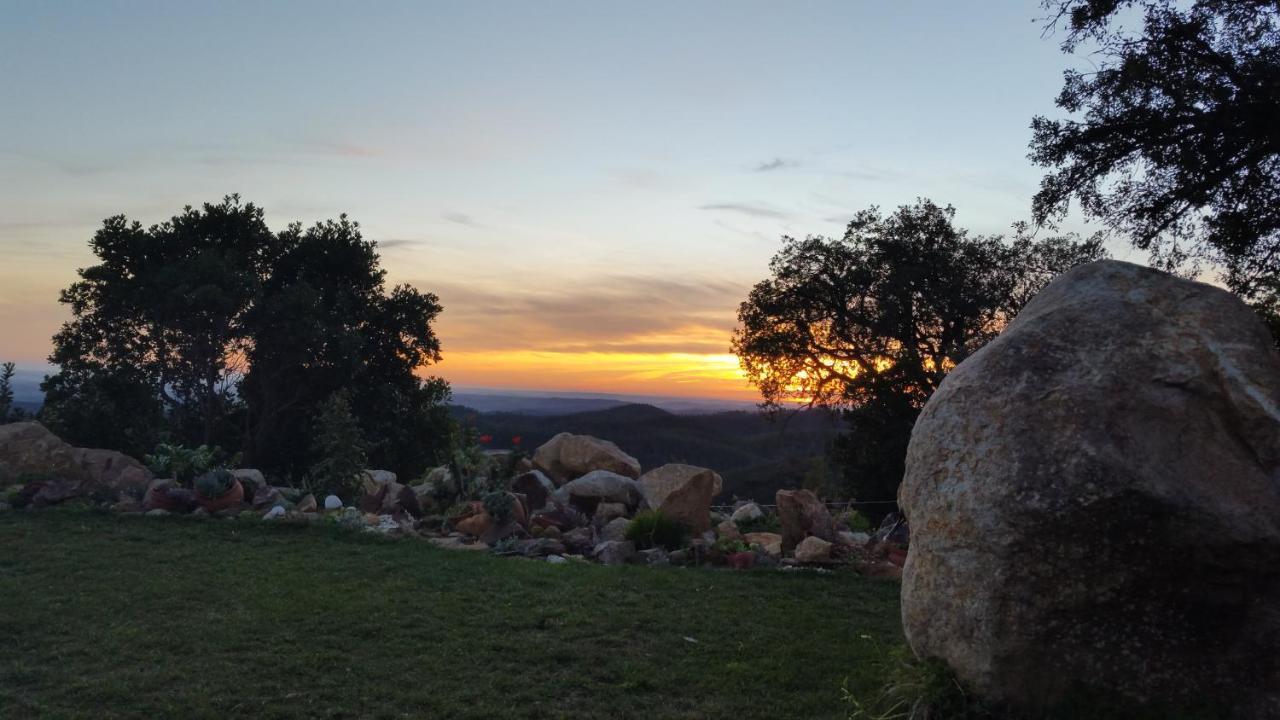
[[0, 510, 902, 719]]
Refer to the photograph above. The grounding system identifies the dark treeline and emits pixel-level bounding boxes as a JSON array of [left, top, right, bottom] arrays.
[[37, 197, 453, 482]]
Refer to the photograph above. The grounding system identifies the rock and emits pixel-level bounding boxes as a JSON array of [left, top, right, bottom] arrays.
[[593, 501, 628, 524], [601, 517, 631, 543], [143, 479, 198, 513], [743, 532, 782, 558], [532, 432, 641, 485], [145, 508, 169, 517], [546, 554, 568, 564], [640, 547, 670, 566], [250, 485, 284, 510], [845, 531, 871, 546], [793, 536, 832, 563], [900, 260, 1280, 715], [262, 505, 286, 520], [480, 519, 525, 546], [230, 469, 267, 491], [360, 469, 396, 494], [775, 489, 833, 553], [113, 497, 143, 513], [323, 495, 343, 511], [73, 448, 152, 498], [541, 525, 562, 540], [561, 527, 595, 554], [730, 502, 764, 524], [517, 538, 567, 558], [510, 469, 557, 511], [716, 518, 742, 542], [295, 494, 317, 513], [0, 422, 89, 486], [31, 479, 83, 507], [428, 536, 488, 552], [551, 470, 642, 513], [593, 540, 636, 566], [667, 549, 688, 566], [637, 464, 722, 534], [379, 482, 423, 518], [452, 502, 493, 537]]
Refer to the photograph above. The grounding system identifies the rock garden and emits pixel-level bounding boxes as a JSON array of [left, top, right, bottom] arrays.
[[0, 423, 908, 578]]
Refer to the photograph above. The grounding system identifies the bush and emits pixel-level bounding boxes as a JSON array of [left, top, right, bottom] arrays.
[[736, 513, 781, 535], [626, 510, 689, 551], [145, 444, 216, 485], [841, 510, 873, 533], [308, 391, 368, 502]]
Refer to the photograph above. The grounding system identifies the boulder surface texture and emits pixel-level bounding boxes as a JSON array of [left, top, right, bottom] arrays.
[[637, 463, 722, 533], [532, 432, 641, 485], [900, 260, 1280, 716]]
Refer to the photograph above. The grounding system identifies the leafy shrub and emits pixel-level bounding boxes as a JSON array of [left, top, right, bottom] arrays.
[[482, 491, 515, 524], [736, 513, 781, 535], [713, 537, 749, 555], [194, 469, 236, 499], [841, 510, 873, 533], [145, 444, 216, 485], [626, 510, 689, 551]]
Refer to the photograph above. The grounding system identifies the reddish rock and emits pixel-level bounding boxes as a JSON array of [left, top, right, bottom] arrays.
[[776, 489, 834, 553]]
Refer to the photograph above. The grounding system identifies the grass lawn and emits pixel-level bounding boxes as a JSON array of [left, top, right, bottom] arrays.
[[0, 510, 902, 719]]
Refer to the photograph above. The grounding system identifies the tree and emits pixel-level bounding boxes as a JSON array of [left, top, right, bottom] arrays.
[[43, 198, 452, 480], [732, 200, 1106, 503], [308, 390, 368, 502], [1030, 0, 1280, 341], [0, 362, 21, 424]]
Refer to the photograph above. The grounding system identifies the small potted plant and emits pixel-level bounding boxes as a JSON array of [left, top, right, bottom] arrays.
[[194, 468, 244, 512]]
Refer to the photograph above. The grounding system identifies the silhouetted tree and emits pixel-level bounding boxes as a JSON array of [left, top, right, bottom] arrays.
[[733, 200, 1106, 503], [43, 198, 451, 479], [1031, 0, 1280, 342], [0, 362, 22, 424]]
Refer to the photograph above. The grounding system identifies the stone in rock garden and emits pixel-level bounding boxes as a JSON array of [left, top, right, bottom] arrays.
[[480, 518, 525, 546], [546, 554, 568, 564], [561, 526, 595, 554], [730, 502, 763, 524], [262, 505, 286, 520], [362, 469, 396, 489], [378, 482, 423, 518], [323, 495, 342, 511], [295, 494, 317, 513], [793, 536, 832, 563], [637, 463, 722, 534], [593, 501, 628, 524], [251, 485, 284, 510], [743, 532, 782, 558], [31, 479, 83, 507], [716, 518, 742, 542], [0, 422, 89, 487], [593, 540, 636, 566], [541, 525, 562, 540], [510, 469, 557, 511], [145, 508, 169, 517], [144, 480, 198, 514], [641, 547, 670, 566], [840, 531, 871, 546], [667, 549, 687, 566], [532, 432, 641, 485], [551, 470, 642, 512], [518, 538, 567, 557], [72, 447, 152, 499], [601, 517, 631, 543], [428, 536, 488, 552], [453, 505, 493, 538], [230, 469, 267, 491], [775, 489, 834, 553], [900, 260, 1280, 715], [113, 498, 143, 513]]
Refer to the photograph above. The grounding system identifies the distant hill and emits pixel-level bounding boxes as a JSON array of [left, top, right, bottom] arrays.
[[449, 389, 758, 415], [451, 402, 844, 503]]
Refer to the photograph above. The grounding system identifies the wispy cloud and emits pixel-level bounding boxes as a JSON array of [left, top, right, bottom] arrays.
[[442, 211, 483, 228], [754, 157, 800, 172], [699, 203, 790, 220]]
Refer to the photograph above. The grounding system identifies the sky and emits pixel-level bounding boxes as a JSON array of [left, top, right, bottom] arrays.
[[0, 0, 1121, 401]]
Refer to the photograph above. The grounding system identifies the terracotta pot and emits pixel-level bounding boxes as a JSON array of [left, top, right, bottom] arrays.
[[197, 478, 244, 513]]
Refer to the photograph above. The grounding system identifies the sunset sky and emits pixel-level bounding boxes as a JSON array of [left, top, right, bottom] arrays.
[[0, 1, 1121, 401]]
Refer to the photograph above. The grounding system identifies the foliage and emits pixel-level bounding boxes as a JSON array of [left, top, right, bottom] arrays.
[[713, 537, 750, 556], [194, 468, 236, 499], [307, 391, 368, 503], [481, 491, 516, 524], [1031, 0, 1280, 346], [488, 535, 521, 556], [145, 443, 217, 485], [626, 510, 689, 551], [0, 362, 23, 424], [735, 513, 781, 535], [41, 197, 452, 478], [734, 200, 1106, 502], [843, 643, 997, 720], [841, 510, 873, 534]]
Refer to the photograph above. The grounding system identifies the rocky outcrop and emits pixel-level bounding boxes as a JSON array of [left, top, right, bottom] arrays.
[[775, 489, 833, 553], [637, 463, 721, 534], [532, 432, 641, 485], [72, 448, 153, 497], [0, 422, 89, 486], [900, 261, 1280, 716]]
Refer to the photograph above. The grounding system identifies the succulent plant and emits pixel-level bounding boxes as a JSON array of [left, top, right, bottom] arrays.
[[194, 469, 236, 499]]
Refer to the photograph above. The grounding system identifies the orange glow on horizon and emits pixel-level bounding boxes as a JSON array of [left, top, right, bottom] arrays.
[[427, 350, 759, 401]]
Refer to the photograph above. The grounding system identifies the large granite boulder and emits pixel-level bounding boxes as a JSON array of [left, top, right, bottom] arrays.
[[900, 260, 1280, 716], [550, 470, 642, 514], [532, 432, 640, 485], [72, 447, 153, 498], [775, 489, 833, 553], [637, 463, 722, 533], [510, 469, 557, 511], [0, 422, 89, 486]]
